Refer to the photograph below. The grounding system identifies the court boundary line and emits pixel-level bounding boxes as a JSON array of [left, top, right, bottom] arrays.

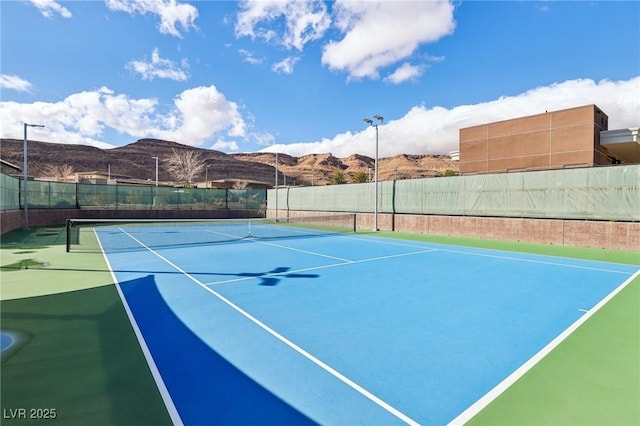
[[95, 229, 184, 426], [340, 235, 635, 275], [435, 248, 634, 275], [341, 233, 639, 270], [447, 268, 640, 425], [117, 228, 421, 426]]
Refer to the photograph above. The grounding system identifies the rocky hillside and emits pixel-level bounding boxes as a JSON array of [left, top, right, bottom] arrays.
[[231, 152, 457, 185], [0, 138, 458, 185]]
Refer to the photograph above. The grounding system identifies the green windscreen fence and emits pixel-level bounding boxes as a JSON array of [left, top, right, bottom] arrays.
[[1, 173, 20, 210], [21, 180, 77, 209], [76, 185, 266, 210], [1, 173, 267, 211], [268, 165, 640, 221], [77, 185, 229, 209]]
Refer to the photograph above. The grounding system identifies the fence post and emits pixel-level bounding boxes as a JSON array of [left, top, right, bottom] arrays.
[[19, 179, 23, 210], [65, 219, 70, 252]]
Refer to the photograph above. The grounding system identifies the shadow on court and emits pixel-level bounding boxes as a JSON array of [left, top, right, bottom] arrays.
[[0, 285, 172, 425], [235, 267, 320, 286], [119, 274, 317, 425], [0, 264, 319, 286]]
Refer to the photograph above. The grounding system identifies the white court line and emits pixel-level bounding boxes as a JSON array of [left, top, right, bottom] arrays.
[[248, 237, 439, 263], [338, 234, 431, 249], [435, 249, 634, 275], [97, 229, 184, 426], [448, 268, 640, 425], [203, 228, 352, 262], [249, 238, 354, 262], [119, 228, 421, 426], [342, 234, 635, 275], [204, 247, 439, 286]]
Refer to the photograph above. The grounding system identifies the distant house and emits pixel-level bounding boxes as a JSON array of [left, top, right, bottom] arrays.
[[0, 159, 22, 176], [67, 171, 170, 187], [66, 171, 121, 185], [202, 179, 272, 190]]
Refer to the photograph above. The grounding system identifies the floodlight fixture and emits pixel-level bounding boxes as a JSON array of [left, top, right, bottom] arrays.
[[363, 118, 373, 125]]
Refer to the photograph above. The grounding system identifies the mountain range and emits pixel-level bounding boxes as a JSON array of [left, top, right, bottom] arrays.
[[0, 138, 458, 186]]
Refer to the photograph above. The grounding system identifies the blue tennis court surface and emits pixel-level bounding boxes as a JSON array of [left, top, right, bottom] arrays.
[[96, 225, 638, 425]]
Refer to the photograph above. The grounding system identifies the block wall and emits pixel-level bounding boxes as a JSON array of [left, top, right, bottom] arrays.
[[269, 210, 639, 252]]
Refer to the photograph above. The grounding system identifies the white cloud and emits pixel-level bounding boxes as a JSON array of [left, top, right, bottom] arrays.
[[236, 0, 331, 51], [426, 54, 445, 63], [537, 4, 551, 13], [211, 140, 240, 152], [3, 77, 638, 158], [384, 63, 425, 84], [322, 0, 456, 81], [0, 85, 247, 149], [29, 0, 72, 18], [238, 49, 264, 65], [0, 75, 34, 92], [272, 56, 300, 75], [262, 77, 640, 158], [106, 0, 198, 37], [126, 48, 189, 81], [252, 131, 276, 146], [155, 85, 246, 143]]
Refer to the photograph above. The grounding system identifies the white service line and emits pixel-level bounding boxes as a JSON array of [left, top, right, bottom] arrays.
[[249, 238, 354, 262], [119, 228, 421, 426], [447, 268, 640, 425], [204, 248, 439, 286], [203, 227, 353, 262]]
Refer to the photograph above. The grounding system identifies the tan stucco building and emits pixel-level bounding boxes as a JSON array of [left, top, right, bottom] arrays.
[[458, 105, 638, 174]]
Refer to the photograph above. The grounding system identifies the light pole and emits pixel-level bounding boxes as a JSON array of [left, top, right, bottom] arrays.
[[363, 115, 383, 231], [23, 122, 45, 231], [205, 164, 211, 189], [274, 152, 279, 221], [152, 156, 158, 187]]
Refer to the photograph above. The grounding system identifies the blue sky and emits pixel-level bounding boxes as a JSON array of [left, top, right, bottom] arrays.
[[1, 0, 639, 158]]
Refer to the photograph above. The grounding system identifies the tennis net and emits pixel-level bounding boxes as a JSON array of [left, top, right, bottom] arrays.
[[66, 214, 356, 252]]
